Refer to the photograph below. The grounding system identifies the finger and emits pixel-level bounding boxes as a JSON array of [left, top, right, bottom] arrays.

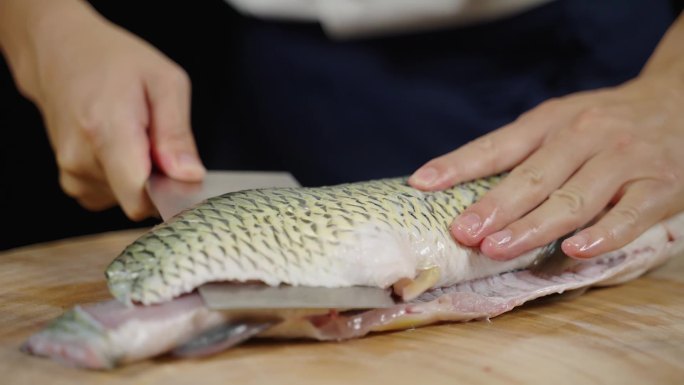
[[450, 130, 598, 246], [408, 96, 588, 191], [53, 133, 108, 182], [477, 153, 626, 259], [561, 179, 681, 259], [59, 171, 117, 211], [92, 103, 156, 221], [49, 116, 117, 209], [409, 122, 542, 191], [146, 66, 205, 181]]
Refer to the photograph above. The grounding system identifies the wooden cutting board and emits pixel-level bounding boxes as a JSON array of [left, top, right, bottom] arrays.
[[1, 230, 683, 385]]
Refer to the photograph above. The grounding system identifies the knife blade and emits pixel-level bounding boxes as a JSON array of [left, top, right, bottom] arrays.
[[199, 282, 397, 310], [146, 170, 301, 221]]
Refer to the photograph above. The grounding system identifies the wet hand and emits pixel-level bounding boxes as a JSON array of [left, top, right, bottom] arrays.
[[409, 74, 684, 260]]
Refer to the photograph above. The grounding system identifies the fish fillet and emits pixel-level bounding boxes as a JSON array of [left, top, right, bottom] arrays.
[[22, 176, 684, 369]]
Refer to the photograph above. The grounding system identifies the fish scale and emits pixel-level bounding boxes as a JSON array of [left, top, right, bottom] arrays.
[[105, 176, 504, 305]]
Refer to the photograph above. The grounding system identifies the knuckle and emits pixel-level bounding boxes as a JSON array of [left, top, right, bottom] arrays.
[[572, 107, 604, 133], [58, 173, 85, 199], [75, 111, 107, 149], [54, 141, 101, 180], [512, 217, 543, 236], [571, 106, 622, 135], [73, 104, 101, 134], [515, 165, 545, 186], [612, 132, 637, 152], [549, 185, 586, 214], [78, 197, 113, 212], [605, 135, 646, 164], [166, 65, 191, 91], [55, 149, 82, 174], [123, 204, 152, 222], [454, 139, 499, 176], [595, 205, 651, 249], [473, 136, 495, 151], [610, 205, 641, 228], [483, 152, 500, 176], [80, 122, 101, 145]]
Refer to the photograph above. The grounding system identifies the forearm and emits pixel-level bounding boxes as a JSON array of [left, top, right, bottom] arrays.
[[0, 0, 102, 98], [641, 13, 684, 82]]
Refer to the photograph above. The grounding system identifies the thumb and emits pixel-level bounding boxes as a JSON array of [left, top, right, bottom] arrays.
[[146, 66, 205, 181]]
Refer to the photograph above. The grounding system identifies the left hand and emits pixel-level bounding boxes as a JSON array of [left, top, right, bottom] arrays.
[[409, 72, 684, 261]]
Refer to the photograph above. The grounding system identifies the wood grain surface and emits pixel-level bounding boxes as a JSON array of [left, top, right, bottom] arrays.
[[1, 230, 683, 385]]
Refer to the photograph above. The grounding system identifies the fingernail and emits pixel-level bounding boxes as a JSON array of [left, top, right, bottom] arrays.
[[563, 232, 589, 251], [453, 213, 482, 237], [176, 153, 205, 176], [410, 167, 439, 187], [563, 232, 602, 258], [485, 229, 513, 248]]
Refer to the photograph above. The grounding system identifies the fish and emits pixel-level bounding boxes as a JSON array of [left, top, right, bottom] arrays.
[[22, 176, 684, 369], [105, 176, 534, 306]]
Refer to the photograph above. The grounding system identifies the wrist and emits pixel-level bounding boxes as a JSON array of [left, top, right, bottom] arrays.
[[640, 14, 684, 85], [0, 0, 102, 100]]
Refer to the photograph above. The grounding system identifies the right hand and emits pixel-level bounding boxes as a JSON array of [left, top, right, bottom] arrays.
[[2, 0, 205, 220]]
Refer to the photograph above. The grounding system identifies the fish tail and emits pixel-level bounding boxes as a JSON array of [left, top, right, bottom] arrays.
[[22, 306, 119, 370]]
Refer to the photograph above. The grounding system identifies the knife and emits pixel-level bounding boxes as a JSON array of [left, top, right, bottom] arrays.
[[146, 170, 302, 221], [198, 283, 396, 309], [145, 170, 397, 310]]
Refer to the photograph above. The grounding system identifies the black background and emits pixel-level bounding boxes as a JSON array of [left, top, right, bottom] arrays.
[[1, 1, 682, 250]]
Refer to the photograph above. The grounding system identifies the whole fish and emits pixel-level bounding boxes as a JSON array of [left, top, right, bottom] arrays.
[[23, 176, 684, 369], [106, 176, 539, 305]]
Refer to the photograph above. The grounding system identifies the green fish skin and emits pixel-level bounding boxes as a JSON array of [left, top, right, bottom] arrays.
[[106, 175, 540, 305]]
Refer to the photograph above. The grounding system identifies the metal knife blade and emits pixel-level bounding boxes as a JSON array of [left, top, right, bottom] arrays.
[[199, 282, 397, 310], [146, 170, 301, 221], [528, 228, 586, 278]]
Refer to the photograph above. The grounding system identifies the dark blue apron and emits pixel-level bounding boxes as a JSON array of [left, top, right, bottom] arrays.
[[202, 0, 675, 186]]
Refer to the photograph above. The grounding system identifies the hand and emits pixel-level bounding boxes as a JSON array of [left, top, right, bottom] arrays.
[[410, 76, 684, 260], [409, 16, 684, 260], [0, 0, 205, 220]]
